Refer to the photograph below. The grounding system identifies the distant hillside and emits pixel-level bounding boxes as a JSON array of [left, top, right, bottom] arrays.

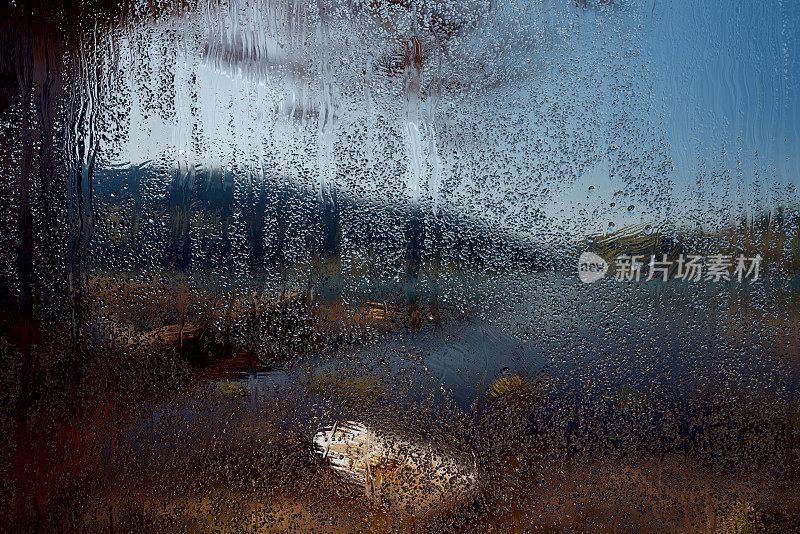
[[584, 209, 800, 277], [90, 165, 546, 274]]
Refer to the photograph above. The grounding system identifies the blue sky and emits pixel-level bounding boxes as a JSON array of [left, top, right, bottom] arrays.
[[104, 0, 799, 241]]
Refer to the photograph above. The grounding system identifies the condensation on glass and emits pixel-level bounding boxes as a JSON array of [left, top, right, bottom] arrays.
[[0, 0, 798, 531]]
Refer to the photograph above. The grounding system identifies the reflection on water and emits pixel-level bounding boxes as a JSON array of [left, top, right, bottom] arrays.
[[2, 253, 799, 530], [65, 272, 795, 531]]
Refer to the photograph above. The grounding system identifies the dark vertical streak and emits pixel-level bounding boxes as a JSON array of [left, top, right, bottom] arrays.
[[67, 34, 98, 398], [14, 20, 35, 427]]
